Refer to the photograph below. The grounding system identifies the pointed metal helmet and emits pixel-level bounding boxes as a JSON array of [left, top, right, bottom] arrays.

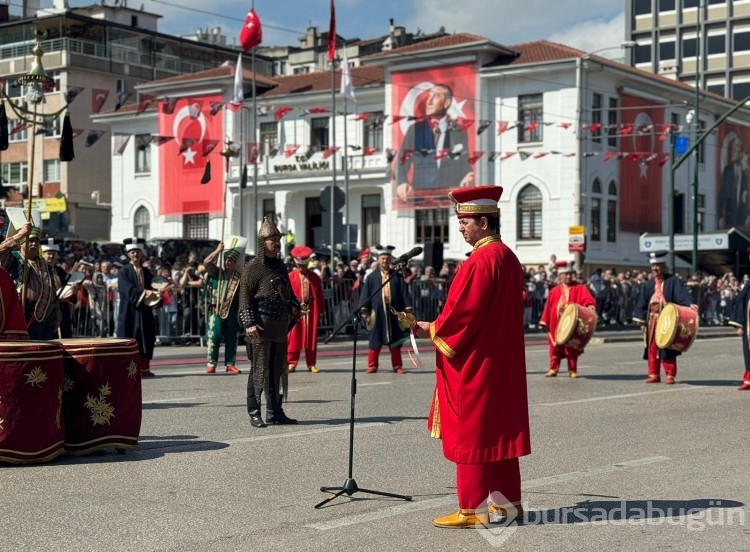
[[258, 217, 281, 240]]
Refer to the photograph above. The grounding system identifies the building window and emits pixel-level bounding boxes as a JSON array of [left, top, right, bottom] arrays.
[[634, 0, 651, 15], [734, 30, 750, 53], [606, 180, 617, 243], [591, 93, 602, 144], [1, 162, 28, 186], [590, 178, 602, 242], [707, 83, 725, 97], [517, 184, 542, 240], [9, 120, 28, 142], [259, 121, 278, 159], [634, 44, 652, 64], [293, 66, 310, 74], [415, 208, 450, 244], [310, 117, 330, 150], [263, 199, 276, 223], [364, 111, 383, 152], [683, 0, 699, 7], [361, 193, 380, 247], [659, 40, 676, 61], [659, 0, 675, 11], [134, 206, 151, 240], [607, 97, 618, 148], [183, 213, 209, 239], [707, 34, 726, 56], [682, 36, 697, 58], [732, 80, 750, 101], [43, 117, 61, 138], [43, 160, 60, 182], [135, 134, 151, 173], [517, 94, 543, 143]]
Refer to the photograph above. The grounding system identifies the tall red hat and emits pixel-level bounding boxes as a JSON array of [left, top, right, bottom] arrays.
[[449, 185, 503, 218], [291, 245, 313, 264], [554, 260, 575, 273]]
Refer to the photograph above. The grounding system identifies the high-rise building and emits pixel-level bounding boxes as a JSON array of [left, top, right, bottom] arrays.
[[626, 0, 750, 100]]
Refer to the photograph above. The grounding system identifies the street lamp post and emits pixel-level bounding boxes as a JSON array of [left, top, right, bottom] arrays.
[[691, 0, 704, 275]]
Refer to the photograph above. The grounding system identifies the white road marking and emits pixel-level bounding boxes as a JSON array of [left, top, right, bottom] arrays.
[[305, 456, 670, 531], [533, 386, 708, 406]]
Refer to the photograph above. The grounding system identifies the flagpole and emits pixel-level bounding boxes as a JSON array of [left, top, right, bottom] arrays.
[[343, 94, 350, 258], [251, 0, 258, 247], [330, 55, 336, 261]]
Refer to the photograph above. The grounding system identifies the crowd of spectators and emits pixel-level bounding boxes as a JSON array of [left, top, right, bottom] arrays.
[[54, 242, 748, 344]]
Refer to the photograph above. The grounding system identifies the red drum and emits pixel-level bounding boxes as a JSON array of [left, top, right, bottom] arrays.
[[555, 303, 598, 351], [56, 338, 142, 455], [655, 304, 698, 353], [0, 342, 65, 464]]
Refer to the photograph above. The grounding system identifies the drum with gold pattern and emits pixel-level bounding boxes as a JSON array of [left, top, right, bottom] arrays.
[[655, 304, 698, 352], [56, 338, 142, 455], [555, 303, 598, 351], [0, 341, 65, 464]]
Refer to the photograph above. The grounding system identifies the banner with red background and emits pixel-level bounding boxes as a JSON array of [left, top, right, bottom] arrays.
[[158, 96, 223, 215], [618, 94, 664, 233], [715, 122, 750, 232], [390, 64, 476, 211]]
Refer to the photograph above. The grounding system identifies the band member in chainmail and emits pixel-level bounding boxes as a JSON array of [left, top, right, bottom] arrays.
[[239, 218, 301, 428]]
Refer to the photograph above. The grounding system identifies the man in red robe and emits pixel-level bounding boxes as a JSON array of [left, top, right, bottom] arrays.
[[415, 185, 531, 528], [287, 245, 325, 373], [539, 260, 596, 378], [0, 222, 33, 340]]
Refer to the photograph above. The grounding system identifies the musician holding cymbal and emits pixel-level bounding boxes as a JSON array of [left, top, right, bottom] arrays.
[[539, 260, 596, 379], [632, 251, 698, 385]]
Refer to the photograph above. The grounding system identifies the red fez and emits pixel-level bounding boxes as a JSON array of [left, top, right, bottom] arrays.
[[449, 185, 503, 218], [291, 245, 314, 264], [555, 260, 575, 273]]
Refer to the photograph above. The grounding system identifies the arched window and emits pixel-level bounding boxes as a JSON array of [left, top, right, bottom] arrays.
[[517, 184, 542, 240], [590, 178, 602, 242], [606, 180, 617, 243], [134, 206, 151, 241]]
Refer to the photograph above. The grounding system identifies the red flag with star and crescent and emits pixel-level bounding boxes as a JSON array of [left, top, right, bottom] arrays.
[[618, 93, 664, 232], [158, 95, 223, 215], [239, 9, 263, 51]]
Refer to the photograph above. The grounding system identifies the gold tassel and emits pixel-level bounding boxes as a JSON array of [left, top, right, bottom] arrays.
[[430, 388, 441, 439]]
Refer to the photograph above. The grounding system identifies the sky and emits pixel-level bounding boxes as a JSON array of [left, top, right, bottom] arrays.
[[54, 0, 628, 56]]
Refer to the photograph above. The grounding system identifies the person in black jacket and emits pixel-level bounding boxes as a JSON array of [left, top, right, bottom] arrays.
[[633, 251, 698, 384]]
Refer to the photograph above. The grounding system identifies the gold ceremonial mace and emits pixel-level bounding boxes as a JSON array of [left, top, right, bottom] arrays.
[[16, 43, 54, 308]]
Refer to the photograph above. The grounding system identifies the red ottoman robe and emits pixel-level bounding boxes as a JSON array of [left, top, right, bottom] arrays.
[[427, 237, 531, 464], [287, 268, 325, 358], [0, 267, 28, 340], [539, 283, 596, 359]]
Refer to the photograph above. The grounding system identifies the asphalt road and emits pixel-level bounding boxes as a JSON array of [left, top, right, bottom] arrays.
[[2, 332, 749, 552]]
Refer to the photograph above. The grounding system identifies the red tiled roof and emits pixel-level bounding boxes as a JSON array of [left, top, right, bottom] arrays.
[[259, 66, 385, 98], [364, 32, 512, 59], [140, 65, 278, 88]]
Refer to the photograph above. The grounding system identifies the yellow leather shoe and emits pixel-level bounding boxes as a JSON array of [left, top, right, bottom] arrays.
[[288, 364, 296, 373], [569, 372, 579, 379], [432, 509, 489, 528], [308, 365, 319, 373], [489, 502, 524, 523], [545, 370, 557, 377]]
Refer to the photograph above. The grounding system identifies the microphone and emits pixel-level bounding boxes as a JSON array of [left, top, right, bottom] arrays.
[[391, 246, 423, 266]]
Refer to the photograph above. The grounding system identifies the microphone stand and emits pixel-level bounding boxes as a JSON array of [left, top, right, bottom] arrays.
[[314, 262, 412, 508]]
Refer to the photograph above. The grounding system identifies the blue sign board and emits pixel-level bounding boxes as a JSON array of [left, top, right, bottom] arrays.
[[675, 136, 689, 156]]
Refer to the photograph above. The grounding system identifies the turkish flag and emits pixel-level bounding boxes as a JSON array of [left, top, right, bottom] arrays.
[[91, 88, 109, 114], [274, 106, 294, 122], [158, 95, 224, 215], [327, 0, 336, 62], [239, 9, 263, 51]]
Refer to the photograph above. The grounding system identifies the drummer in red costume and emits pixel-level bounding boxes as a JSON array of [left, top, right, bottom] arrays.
[[0, 222, 33, 340], [287, 245, 325, 373], [539, 260, 596, 378], [632, 251, 698, 384], [414, 185, 531, 528]]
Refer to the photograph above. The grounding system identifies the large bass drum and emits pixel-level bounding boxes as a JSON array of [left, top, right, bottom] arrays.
[[0, 342, 65, 464], [55, 338, 142, 455], [555, 303, 598, 351], [655, 304, 698, 352]]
